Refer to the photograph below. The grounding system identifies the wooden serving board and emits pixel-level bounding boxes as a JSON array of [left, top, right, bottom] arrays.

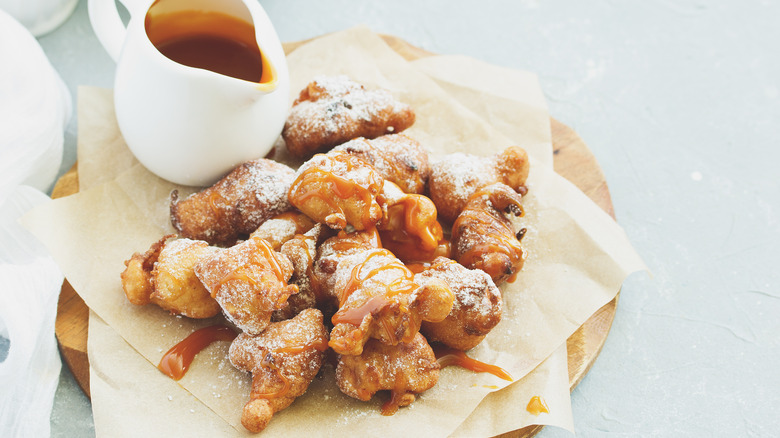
[[52, 35, 617, 437]]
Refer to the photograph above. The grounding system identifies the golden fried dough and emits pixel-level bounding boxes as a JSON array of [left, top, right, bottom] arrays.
[[282, 75, 415, 159], [335, 333, 439, 415], [170, 159, 296, 246], [121, 235, 168, 306], [272, 224, 328, 321], [377, 180, 443, 262], [249, 210, 316, 251], [229, 309, 329, 433], [288, 150, 384, 230], [451, 183, 526, 283], [195, 236, 298, 334], [334, 134, 430, 194], [150, 238, 222, 318], [120, 235, 220, 318], [117, 69, 542, 429], [312, 229, 382, 311], [318, 236, 453, 355], [417, 257, 502, 350], [428, 146, 530, 223]]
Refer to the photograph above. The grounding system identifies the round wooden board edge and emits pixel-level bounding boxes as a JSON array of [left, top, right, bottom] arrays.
[[52, 33, 619, 437]]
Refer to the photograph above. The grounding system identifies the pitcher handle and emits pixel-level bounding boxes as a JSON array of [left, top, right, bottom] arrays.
[[88, 0, 149, 61]]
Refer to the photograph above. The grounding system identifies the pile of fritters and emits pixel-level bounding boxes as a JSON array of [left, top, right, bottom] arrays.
[[120, 75, 531, 433]]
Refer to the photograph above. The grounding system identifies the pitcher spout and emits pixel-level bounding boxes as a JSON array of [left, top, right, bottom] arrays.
[[254, 52, 278, 93], [143, 0, 285, 90]]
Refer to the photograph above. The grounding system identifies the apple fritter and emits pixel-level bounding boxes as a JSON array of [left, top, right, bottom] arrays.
[[335, 333, 439, 415], [170, 159, 296, 246], [249, 210, 316, 251], [451, 183, 526, 283], [312, 229, 382, 313], [288, 150, 384, 230], [317, 234, 453, 355], [272, 224, 329, 321], [120, 235, 220, 318], [195, 236, 298, 334], [428, 146, 530, 223], [121, 235, 168, 307], [417, 257, 503, 351], [333, 134, 430, 194], [229, 309, 329, 433], [282, 75, 415, 159], [377, 180, 443, 263]]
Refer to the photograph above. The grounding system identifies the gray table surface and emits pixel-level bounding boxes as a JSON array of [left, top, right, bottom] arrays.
[[31, 0, 779, 436]]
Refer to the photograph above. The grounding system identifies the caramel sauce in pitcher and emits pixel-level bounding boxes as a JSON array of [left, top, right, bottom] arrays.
[[145, 8, 274, 84]]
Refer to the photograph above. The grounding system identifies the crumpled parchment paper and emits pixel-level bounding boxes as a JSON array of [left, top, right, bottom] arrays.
[[23, 26, 644, 437]]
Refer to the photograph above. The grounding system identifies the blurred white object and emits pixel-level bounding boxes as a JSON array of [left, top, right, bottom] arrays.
[[0, 0, 77, 36], [0, 9, 69, 438], [0, 8, 71, 201], [0, 186, 64, 438]]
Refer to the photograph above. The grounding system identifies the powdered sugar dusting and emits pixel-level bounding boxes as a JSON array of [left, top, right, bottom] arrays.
[[237, 161, 295, 226], [283, 75, 414, 157], [170, 159, 296, 245], [251, 218, 298, 248], [288, 75, 403, 134], [333, 134, 430, 194], [332, 249, 413, 303], [228, 309, 328, 382], [431, 153, 493, 202], [237, 313, 324, 357], [416, 259, 500, 317], [336, 333, 439, 401], [294, 152, 378, 187]]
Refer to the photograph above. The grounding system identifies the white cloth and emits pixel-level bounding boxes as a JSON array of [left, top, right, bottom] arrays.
[[0, 8, 70, 198], [0, 8, 70, 438], [0, 187, 64, 438]]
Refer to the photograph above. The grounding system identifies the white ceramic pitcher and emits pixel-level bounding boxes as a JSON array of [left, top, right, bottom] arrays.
[[89, 0, 290, 186]]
